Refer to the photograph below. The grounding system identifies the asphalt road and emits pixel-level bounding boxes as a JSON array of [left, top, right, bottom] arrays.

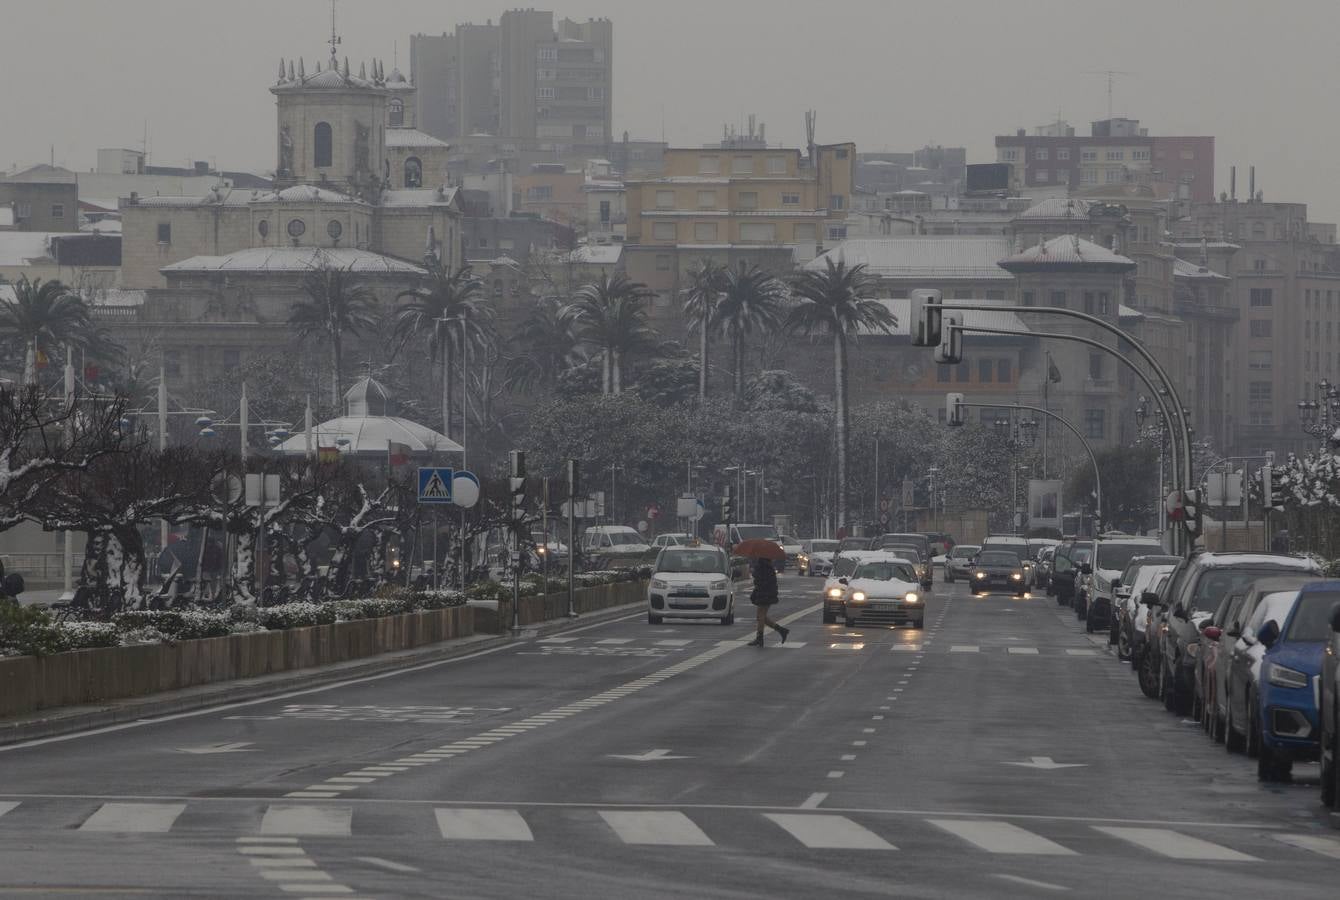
[[2, 573, 1338, 899]]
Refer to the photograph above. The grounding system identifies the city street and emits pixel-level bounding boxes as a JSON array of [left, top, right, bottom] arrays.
[[2, 574, 1338, 899]]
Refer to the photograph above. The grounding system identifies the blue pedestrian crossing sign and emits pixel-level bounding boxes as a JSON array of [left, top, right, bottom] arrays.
[[417, 467, 454, 503]]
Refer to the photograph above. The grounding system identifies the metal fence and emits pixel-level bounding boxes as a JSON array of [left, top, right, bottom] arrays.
[[0, 553, 84, 584]]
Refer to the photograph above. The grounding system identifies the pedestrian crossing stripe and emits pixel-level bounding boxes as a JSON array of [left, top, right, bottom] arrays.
[[7, 800, 1334, 862]]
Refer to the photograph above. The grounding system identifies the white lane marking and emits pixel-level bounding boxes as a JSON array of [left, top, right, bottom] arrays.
[[799, 793, 827, 809], [950, 645, 980, 653], [1092, 827, 1258, 861], [655, 639, 693, 646], [261, 805, 353, 837], [765, 814, 895, 850], [238, 846, 307, 856], [930, 819, 1076, 855], [1275, 833, 1340, 859], [1008, 647, 1039, 655], [774, 642, 807, 648], [852, 740, 867, 746], [600, 810, 714, 846], [79, 802, 187, 833], [276, 885, 353, 895], [827, 771, 845, 779], [435, 808, 534, 841], [259, 869, 333, 882], [596, 638, 633, 645], [284, 792, 341, 799], [891, 645, 921, 652], [1065, 649, 1097, 657], [992, 873, 1070, 892], [862, 728, 876, 733], [829, 643, 864, 650], [356, 856, 421, 873], [0, 801, 18, 818], [248, 858, 318, 868], [841, 754, 856, 761], [535, 637, 578, 643], [326, 777, 377, 784], [238, 837, 300, 844]]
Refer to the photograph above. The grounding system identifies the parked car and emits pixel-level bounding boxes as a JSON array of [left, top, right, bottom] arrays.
[[1136, 571, 1176, 699], [969, 550, 1027, 597], [646, 545, 734, 626], [1202, 575, 1318, 745], [822, 550, 900, 624], [650, 533, 692, 550], [1082, 537, 1167, 634], [1321, 601, 1340, 807], [834, 558, 925, 628], [1224, 588, 1306, 757], [1156, 552, 1320, 717], [1033, 545, 1057, 592], [581, 525, 653, 566], [1051, 540, 1093, 607], [1251, 580, 1340, 782], [1114, 557, 1180, 659], [944, 544, 980, 583], [798, 539, 840, 577]]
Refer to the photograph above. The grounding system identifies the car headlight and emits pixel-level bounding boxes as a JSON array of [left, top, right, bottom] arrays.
[[1011, 573, 1022, 581], [905, 592, 919, 604], [975, 572, 987, 579], [828, 587, 844, 598], [710, 579, 728, 592], [850, 591, 866, 602], [1267, 663, 1309, 689], [651, 578, 669, 590]]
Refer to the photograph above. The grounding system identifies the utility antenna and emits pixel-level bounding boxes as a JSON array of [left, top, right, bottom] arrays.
[[1084, 70, 1133, 119], [328, 0, 341, 60]]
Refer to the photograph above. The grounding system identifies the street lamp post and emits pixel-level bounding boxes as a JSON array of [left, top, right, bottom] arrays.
[[1297, 379, 1340, 448], [1135, 396, 1167, 537], [994, 412, 1039, 534]]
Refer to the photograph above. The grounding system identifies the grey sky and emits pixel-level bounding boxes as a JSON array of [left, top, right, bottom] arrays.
[[4, 0, 1337, 221]]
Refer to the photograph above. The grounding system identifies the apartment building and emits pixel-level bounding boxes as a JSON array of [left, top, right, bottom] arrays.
[[411, 12, 612, 144], [623, 143, 854, 292]]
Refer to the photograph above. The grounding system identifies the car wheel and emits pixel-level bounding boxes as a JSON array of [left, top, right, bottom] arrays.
[[1117, 625, 1132, 661], [720, 612, 734, 626], [1325, 702, 1340, 807], [1246, 694, 1261, 759], [648, 613, 663, 625], [844, 616, 857, 627], [1225, 700, 1246, 753], [1014, 590, 1026, 598], [912, 617, 925, 630], [1138, 648, 1162, 699], [1258, 743, 1293, 783], [822, 609, 836, 625]]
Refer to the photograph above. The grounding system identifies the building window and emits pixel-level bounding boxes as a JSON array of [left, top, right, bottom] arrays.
[[313, 122, 332, 167], [1035, 148, 1049, 160], [1180, 148, 1195, 160], [404, 157, 422, 188], [693, 222, 718, 242], [655, 190, 675, 209], [781, 193, 800, 205], [985, 290, 1005, 300], [698, 155, 720, 175], [327, 219, 342, 240], [952, 290, 973, 300], [1248, 350, 1273, 368], [652, 222, 676, 241], [587, 86, 604, 101], [537, 68, 555, 80], [955, 362, 970, 383], [50, 204, 64, 219], [1021, 291, 1035, 307], [1105, 169, 1122, 183], [1081, 149, 1097, 161], [1081, 169, 1097, 184], [1035, 170, 1049, 182], [257, 219, 269, 239], [936, 366, 950, 383], [696, 190, 716, 208], [731, 156, 754, 175], [997, 359, 1013, 382], [388, 98, 404, 127], [163, 350, 181, 378], [1249, 288, 1273, 306], [827, 225, 847, 241], [1049, 290, 1066, 308], [738, 191, 758, 210], [537, 86, 555, 100], [1098, 292, 1111, 315], [598, 200, 611, 224], [767, 156, 787, 174], [1084, 409, 1106, 439], [1131, 149, 1150, 161], [1106, 150, 1124, 161], [1248, 381, 1272, 403], [222, 349, 240, 373], [655, 254, 671, 271], [156, 222, 171, 244], [1088, 352, 1104, 380], [1083, 292, 1095, 314], [538, 47, 557, 61], [527, 185, 553, 201], [287, 218, 305, 238], [1249, 319, 1272, 338], [978, 359, 994, 382], [1001, 148, 1018, 161], [830, 194, 846, 210], [1057, 148, 1070, 161], [793, 223, 817, 241], [740, 222, 777, 242]]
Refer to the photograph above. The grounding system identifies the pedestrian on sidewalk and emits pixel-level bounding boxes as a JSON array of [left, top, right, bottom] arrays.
[[748, 555, 789, 646]]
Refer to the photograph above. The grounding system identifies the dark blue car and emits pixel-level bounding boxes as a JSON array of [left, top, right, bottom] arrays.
[[1256, 580, 1340, 782]]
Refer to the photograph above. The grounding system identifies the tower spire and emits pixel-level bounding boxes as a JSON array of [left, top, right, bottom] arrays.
[[328, 0, 341, 61]]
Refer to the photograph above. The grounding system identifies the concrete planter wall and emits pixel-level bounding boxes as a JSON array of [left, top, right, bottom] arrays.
[[473, 580, 647, 633]]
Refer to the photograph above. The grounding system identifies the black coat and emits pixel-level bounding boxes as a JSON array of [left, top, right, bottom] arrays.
[[750, 559, 779, 605]]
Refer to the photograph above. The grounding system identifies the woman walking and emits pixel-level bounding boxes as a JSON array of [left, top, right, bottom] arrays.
[[748, 556, 789, 646]]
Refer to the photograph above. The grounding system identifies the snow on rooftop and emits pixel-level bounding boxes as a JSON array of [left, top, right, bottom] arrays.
[[161, 246, 426, 275], [379, 186, 459, 207], [385, 128, 449, 149], [564, 245, 623, 265], [807, 237, 1015, 281], [998, 235, 1135, 268], [0, 232, 55, 266]]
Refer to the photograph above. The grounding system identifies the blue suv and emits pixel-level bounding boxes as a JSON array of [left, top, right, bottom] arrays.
[[1255, 580, 1340, 782]]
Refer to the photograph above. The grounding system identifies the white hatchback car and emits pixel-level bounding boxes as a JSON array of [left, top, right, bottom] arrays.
[[647, 545, 735, 626], [822, 550, 904, 624], [837, 558, 925, 629]]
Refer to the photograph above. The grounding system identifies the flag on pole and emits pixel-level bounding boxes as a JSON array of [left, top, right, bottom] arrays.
[[388, 441, 412, 468], [1046, 351, 1062, 384]]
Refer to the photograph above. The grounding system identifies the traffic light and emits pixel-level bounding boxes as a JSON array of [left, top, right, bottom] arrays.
[[933, 312, 963, 365], [509, 450, 526, 522], [1182, 488, 1203, 537], [908, 288, 943, 347], [946, 392, 965, 427], [721, 486, 734, 524]]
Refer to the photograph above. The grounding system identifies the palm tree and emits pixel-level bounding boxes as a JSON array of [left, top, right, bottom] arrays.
[[787, 257, 895, 530], [289, 259, 380, 410], [680, 259, 725, 400], [713, 262, 788, 399], [503, 296, 580, 393], [392, 260, 491, 439], [568, 272, 656, 394], [0, 276, 94, 384]]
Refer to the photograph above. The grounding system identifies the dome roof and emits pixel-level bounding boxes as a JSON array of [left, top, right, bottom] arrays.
[[276, 377, 463, 456], [997, 235, 1136, 270], [345, 376, 390, 417], [1015, 197, 1091, 221], [385, 67, 414, 90]]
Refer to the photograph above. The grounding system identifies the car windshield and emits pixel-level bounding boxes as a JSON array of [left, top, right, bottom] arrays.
[[1072, 547, 1093, 564], [950, 546, 979, 558], [735, 525, 778, 541], [853, 562, 917, 582], [1096, 543, 1165, 571], [1285, 591, 1340, 640], [1193, 568, 1301, 610], [979, 551, 1020, 566], [608, 532, 644, 546], [1247, 591, 1299, 632], [833, 558, 859, 577], [657, 550, 724, 573], [810, 540, 839, 553]]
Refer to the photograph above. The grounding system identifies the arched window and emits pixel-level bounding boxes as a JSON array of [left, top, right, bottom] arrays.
[[404, 156, 422, 188], [389, 98, 404, 127], [313, 122, 333, 168]]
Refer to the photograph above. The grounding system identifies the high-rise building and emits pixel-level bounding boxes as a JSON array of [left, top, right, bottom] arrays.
[[411, 12, 612, 144]]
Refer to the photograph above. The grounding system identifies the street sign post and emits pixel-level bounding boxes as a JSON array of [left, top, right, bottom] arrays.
[[417, 467, 454, 504]]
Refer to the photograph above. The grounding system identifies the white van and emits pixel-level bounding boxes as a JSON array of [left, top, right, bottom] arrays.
[[581, 525, 652, 557]]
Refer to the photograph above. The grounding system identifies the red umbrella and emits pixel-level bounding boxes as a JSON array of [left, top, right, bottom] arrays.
[[733, 538, 784, 561]]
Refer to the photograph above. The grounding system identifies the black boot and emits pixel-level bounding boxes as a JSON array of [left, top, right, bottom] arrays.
[[773, 624, 790, 643], [747, 632, 765, 647]]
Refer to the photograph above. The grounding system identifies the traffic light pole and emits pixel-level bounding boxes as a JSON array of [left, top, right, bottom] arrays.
[[567, 458, 579, 618], [509, 450, 525, 633], [952, 399, 1103, 535]]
